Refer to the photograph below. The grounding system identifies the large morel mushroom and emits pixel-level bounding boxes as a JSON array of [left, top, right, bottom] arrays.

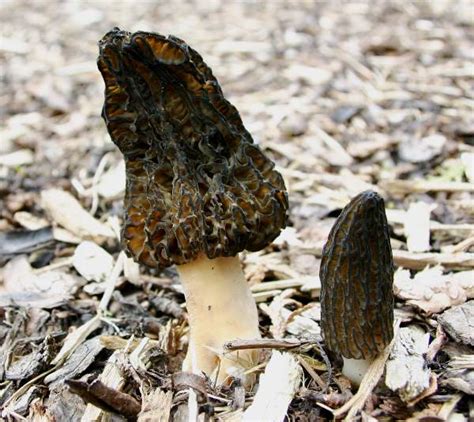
[[97, 28, 288, 384], [320, 190, 394, 385]]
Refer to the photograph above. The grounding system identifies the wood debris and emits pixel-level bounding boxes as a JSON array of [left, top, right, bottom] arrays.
[[138, 389, 173, 422], [385, 326, 432, 403], [438, 301, 474, 346], [72, 241, 114, 283], [1, 1, 473, 420], [41, 189, 115, 240], [404, 202, 436, 253], [241, 351, 302, 422]]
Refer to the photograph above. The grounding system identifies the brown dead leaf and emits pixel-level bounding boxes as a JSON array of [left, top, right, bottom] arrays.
[[66, 378, 141, 419]]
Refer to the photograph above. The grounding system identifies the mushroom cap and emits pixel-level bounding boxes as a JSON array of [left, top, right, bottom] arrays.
[[320, 190, 394, 360], [97, 28, 288, 268]]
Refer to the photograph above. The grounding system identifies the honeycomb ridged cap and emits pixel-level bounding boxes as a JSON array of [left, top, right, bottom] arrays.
[[320, 190, 394, 359], [97, 28, 288, 268]]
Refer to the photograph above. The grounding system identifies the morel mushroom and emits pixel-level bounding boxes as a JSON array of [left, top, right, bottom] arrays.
[[320, 190, 394, 385], [97, 28, 288, 384]]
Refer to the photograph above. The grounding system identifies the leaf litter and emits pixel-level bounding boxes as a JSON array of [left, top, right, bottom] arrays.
[[0, 1, 473, 420]]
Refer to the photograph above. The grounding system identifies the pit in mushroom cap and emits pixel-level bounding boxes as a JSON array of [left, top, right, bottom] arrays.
[[320, 190, 394, 365], [97, 28, 288, 268]]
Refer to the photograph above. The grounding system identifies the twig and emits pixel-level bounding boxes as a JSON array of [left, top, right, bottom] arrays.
[[67, 379, 141, 419], [437, 394, 463, 420], [277, 167, 376, 193], [250, 277, 318, 292], [386, 209, 474, 233], [294, 247, 474, 270], [312, 339, 332, 393], [443, 236, 474, 253], [89, 152, 112, 216], [295, 354, 326, 390], [99, 251, 126, 312], [224, 338, 306, 352], [392, 250, 474, 270], [381, 179, 474, 194]]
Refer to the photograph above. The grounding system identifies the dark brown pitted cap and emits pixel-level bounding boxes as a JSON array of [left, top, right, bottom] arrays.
[[320, 190, 394, 359], [97, 28, 288, 268]]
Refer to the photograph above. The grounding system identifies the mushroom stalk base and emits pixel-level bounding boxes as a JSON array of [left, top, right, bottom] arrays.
[[177, 255, 261, 385], [342, 357, 373, 386]]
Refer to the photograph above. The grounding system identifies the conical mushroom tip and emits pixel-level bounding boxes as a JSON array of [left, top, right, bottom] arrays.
[[320, 190, 394, 359], [347, 189, 385, 213], [358, 189, 383, 201], [97, 29, 288, 269], [99, 27, 126, 42]]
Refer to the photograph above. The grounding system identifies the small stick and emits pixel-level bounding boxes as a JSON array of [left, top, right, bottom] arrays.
[[295, 355, 326, 390], [382, 179, 474, 194], [250, 277, 315, 292], [224, 338, 305, 352], [443, 236, 474, 253], [99, 251, 126, 312], [392, 250, 474, 270]]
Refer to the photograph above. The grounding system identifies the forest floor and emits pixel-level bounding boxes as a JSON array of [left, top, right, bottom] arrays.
[[1, 1, 473, 420]]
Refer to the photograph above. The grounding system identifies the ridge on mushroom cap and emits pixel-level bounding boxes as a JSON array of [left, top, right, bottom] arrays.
[[320, 190, 394, 360], [97, 28, 289, 268]]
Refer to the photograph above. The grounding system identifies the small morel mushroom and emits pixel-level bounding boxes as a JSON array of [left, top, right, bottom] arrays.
[[97, 28, 288, 384], [320, 190, 394, 385]]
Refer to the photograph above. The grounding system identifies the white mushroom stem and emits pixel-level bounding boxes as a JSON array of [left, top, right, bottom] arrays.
[[177, 254, 261, 385], [342, 357, 373, 386]]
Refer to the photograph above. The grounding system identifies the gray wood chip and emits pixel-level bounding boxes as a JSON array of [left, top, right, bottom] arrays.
[[45, 337, 104, 386], [438, 300, 474, 346], [385, 325, 431, 402]]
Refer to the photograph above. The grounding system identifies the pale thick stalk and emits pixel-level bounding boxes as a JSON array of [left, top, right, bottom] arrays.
[[342, 357, 372, 386], [177, 255, 261, 384]]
